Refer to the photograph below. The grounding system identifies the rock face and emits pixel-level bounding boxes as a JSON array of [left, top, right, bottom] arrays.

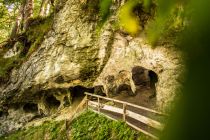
[[0, 0, 184, 136], [94, 34, 184, 110]]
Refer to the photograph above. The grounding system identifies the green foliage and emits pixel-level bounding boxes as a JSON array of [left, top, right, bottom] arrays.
[[143, 0, 152, 12], [0, 0, 19, 42], [0, 15, 53, 82], [146, 2, 186, 46], [0, 121, 67, 140], [33, 0, 42, 17], [119, 0, 141, 35], [99, 0, 112, 23], [160, 0, 210, 140], [70, 110, 149, 140]]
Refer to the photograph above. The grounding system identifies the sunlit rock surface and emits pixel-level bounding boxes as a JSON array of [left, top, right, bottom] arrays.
[[0, 0, 184, 136]]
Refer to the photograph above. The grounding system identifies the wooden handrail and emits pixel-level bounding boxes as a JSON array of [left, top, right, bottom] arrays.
[[88, 100, 164, 130], [85, 92, 167, 139], [85, 92, 167, 116]]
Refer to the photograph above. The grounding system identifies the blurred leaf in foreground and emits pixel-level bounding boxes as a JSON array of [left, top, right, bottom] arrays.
[[118, 0, 141, 35]]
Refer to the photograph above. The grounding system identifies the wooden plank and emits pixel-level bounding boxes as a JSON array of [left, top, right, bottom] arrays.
[[126, 110, 164, 130], [101, 104, 123, 114], [126, 122, 159, 140], [85, 92, 167, 116], [89, 101, 123, 114]]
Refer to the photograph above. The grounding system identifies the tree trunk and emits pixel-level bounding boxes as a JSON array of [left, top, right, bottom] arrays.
[[10, 2, 25, 38], [39, 0, 48, 16], [24, 0, 34, 30], [45, 3, 51, 16]]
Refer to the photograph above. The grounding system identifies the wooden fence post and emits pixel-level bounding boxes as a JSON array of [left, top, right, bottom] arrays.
[[86, 95, 88, 110], [123, 103, 126, 121], [98, 97, 100, 112]]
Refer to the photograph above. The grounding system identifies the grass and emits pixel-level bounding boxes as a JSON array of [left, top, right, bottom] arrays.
[[70, 110, 149, 140], [0, 110, 150, 140], [0, 121, 67, 140]]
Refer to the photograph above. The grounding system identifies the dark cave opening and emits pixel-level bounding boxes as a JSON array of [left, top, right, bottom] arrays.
[[23, 103, 38, 113], [45, 95, 61, 109], [132, 66, 150, 87], [132, 66, 159, 98], [69, 85, 94, 102], [148, 70, 158, 98], [0, 111, 3, 117]]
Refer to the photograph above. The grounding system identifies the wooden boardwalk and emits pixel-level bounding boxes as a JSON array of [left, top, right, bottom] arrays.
[[85, 93, 168, 140]]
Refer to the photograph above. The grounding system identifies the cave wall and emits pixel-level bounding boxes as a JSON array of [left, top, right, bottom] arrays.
[[94, 34, 184, 111]]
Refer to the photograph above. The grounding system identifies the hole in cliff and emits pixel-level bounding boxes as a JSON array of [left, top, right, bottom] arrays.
[[69, 85, 94, 102], [23, 103, 38, 113], [0, 111, 3, 117], [45, 95, 60, 109], [149, 70, 158, 98], [132, 66, 149, 87], [132, 66, 158, 98]]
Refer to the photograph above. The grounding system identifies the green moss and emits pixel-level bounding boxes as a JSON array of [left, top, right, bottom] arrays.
[[0, 121, 67, 140], [70, 110, 149, 140], [81, 0, 113, 33], [0, 15, 53, 82], [25, 15, 53, 57], [0, 56, 23, 82]]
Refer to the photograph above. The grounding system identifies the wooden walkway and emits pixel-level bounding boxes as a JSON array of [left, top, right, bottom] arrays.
[[85, 93, 168, 140]]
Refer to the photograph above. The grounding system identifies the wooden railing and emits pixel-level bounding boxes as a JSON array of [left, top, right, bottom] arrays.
[[85, 93, 167, 140]]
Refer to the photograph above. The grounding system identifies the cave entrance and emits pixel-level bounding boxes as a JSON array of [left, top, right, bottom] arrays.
[[132, 66, 158, 98], [130, 66, 159, 108], [69, 85, 94, 102], [23, 103, 38, 113], [45, 95, 61, 109], [148, 70, 158, 98]]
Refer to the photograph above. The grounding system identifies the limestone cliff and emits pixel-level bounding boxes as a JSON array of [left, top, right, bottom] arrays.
[[0, 0, 184, 136]]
